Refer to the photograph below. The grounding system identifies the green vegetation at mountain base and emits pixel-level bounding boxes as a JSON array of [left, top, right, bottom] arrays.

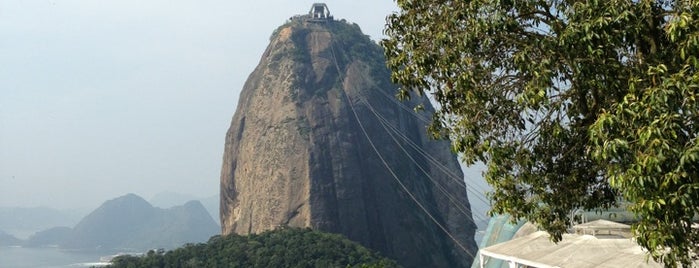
[[108, 227, 399, 268], [383, 0, 699, 266]]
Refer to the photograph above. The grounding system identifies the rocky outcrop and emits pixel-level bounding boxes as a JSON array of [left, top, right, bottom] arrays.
[[220, 19, 478, 267]]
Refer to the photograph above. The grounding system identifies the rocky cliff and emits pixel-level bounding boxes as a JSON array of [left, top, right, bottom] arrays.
[[220, 18, 478, 267]]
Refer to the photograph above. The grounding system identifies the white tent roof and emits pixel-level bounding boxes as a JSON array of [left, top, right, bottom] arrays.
[[573, 219, 631, 230], [479, 231, 662, 268], [572, 219, 632, 237]]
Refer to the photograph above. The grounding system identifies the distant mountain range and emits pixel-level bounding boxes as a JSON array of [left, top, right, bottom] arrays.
[[0, 229, 21, 246], [149, 192, 219, 225], [19, 193, 219, 251], [149, 192, 199, 208], [0, 206, 84, 239], [23, 226, 72, 247]]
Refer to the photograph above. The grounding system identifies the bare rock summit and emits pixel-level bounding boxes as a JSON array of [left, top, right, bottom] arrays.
[[220, 14, 478, 268]]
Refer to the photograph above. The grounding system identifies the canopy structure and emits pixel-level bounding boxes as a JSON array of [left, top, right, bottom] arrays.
[[572, 219, 631, 237], [478, 231, 663, 268]]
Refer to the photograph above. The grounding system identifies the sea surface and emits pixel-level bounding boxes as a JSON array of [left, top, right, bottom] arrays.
[[0, 232, 488, 268], [0, 247, 115, 268]]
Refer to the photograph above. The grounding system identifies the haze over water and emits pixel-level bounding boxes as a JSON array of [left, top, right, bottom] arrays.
[[0, 247, 112, 268], [0, 0, 401, 209]]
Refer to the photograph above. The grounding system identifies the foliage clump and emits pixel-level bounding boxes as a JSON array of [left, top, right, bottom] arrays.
[[383, 0, 699, 266], [108, 227, 399, 268]]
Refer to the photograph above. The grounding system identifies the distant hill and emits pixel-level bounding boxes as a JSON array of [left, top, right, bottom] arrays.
[[109, 227, 398, 268], [198, 194, 219, 225], [0, 206, 84, 238], [149, 191, 198, 208], [149, 192, 219, 225], [60, 193, 218, 251], [23, 226, 73, 247], [0, 229, 21, 246]]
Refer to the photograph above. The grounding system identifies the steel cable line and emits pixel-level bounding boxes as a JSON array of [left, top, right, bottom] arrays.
[[358, 96, 492, 207], [361, 96, 492, 221], [303, 29, 490, 206], [372, 85, 433, 123], [339, 77, 476, 259], [325, 32, 477, 259], [358, 97, 492, 225], [371, 86, 493, 197]]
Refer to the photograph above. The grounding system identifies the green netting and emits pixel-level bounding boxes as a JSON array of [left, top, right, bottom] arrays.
[[471, 214, 526, 268]]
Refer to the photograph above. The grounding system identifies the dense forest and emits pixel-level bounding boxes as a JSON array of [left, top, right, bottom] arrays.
[[107, 227, 399, 268]]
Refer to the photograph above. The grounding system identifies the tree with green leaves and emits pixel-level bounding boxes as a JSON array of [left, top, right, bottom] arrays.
[[108, 227, 398, 268], [382, 0, 699, 266]]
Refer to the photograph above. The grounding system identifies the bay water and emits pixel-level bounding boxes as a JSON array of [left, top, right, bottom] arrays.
[[0, 247, 115, 268]]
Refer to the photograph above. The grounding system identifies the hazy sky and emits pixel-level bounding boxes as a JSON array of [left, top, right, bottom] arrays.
[[0, 1, 490, 213], [0, 0, 399, 209]]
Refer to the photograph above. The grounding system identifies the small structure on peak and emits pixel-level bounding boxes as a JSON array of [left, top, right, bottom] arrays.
[[288, 3, 334, 23], [308, 3, 333, 22]]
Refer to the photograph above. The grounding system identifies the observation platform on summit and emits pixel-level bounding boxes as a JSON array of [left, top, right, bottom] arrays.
[[289, 3, 334, 22]]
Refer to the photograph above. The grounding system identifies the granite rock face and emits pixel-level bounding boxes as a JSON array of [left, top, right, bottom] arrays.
[[220, 19, 478, 267]]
